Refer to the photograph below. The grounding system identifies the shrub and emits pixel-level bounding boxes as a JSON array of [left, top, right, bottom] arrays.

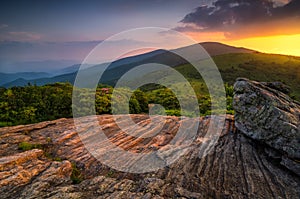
[[165, 109, 181, 116], [71, 162, 83, 184]]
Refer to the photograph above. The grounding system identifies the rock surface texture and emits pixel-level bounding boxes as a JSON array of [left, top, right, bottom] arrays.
[[233, 78, 300, 175], [0, 79, 299, 198]]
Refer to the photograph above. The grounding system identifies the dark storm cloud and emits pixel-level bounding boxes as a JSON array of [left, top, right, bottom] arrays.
[[176, 0, 300, 36]]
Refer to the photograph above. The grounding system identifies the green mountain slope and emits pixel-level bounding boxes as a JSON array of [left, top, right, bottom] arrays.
[[174, 52, 300, 99]]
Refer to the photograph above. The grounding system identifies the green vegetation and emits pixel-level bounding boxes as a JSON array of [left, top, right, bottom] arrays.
[[0, 81, 232, 126], [44, 152, 63, 162], [214, 53, 300, 98], [173, 53, 300, 100], [52, 157, 63, 162], [71, 162, 83, 184], [43, 151, 64, 162], [145, 86, 229, 117], [72, 86, 149, 117], [18, 142, 42, 151], [0, 83, 150, 126], [18, 140, 63, 162], [0, 82, 73, 126], [175, 53, 300, 100], [106, 169, 115, 178]]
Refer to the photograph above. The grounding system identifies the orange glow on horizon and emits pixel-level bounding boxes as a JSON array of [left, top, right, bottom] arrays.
[[186, 30, 300, 57], [224, 34, 300, 57]]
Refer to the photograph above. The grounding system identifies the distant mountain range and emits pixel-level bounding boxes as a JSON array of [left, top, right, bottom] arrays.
[[0, 72, 52, 86], [0, 60, 78, 74], [1, 42, 256, 87]]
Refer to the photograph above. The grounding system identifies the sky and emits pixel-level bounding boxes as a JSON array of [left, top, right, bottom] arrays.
[[0, 0, 299, 72]]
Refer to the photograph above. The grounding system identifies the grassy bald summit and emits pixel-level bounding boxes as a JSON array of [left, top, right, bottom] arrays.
[[200, 42, 255, 55]]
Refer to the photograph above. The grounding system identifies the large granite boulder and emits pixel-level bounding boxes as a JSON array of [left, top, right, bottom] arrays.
[[233, 78, 300, 175]]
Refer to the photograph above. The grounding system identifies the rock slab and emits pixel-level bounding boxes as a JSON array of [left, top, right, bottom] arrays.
[[234, 78, 300, 175]]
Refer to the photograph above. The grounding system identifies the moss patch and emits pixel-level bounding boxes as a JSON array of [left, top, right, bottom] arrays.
[[18, 142, 42, 151]]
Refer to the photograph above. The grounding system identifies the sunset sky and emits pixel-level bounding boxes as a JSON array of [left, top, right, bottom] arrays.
[[0, 0, 299, 72]]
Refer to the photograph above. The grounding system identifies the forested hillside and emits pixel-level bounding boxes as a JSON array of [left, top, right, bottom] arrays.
[[0, 82, 234, 127]]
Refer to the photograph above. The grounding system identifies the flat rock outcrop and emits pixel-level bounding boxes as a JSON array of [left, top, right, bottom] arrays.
[[0, 78, 299, 198], [1, 114, 299, 198]]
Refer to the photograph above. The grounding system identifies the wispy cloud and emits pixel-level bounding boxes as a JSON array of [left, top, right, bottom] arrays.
[[3, 31, 42, 41], [0, 24, 8, 29], [0, 24, 42, 42], [0, 31, 42, 42]]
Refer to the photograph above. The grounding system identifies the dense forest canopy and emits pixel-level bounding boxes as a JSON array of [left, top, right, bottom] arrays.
[[0, 82, 235, 127]]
